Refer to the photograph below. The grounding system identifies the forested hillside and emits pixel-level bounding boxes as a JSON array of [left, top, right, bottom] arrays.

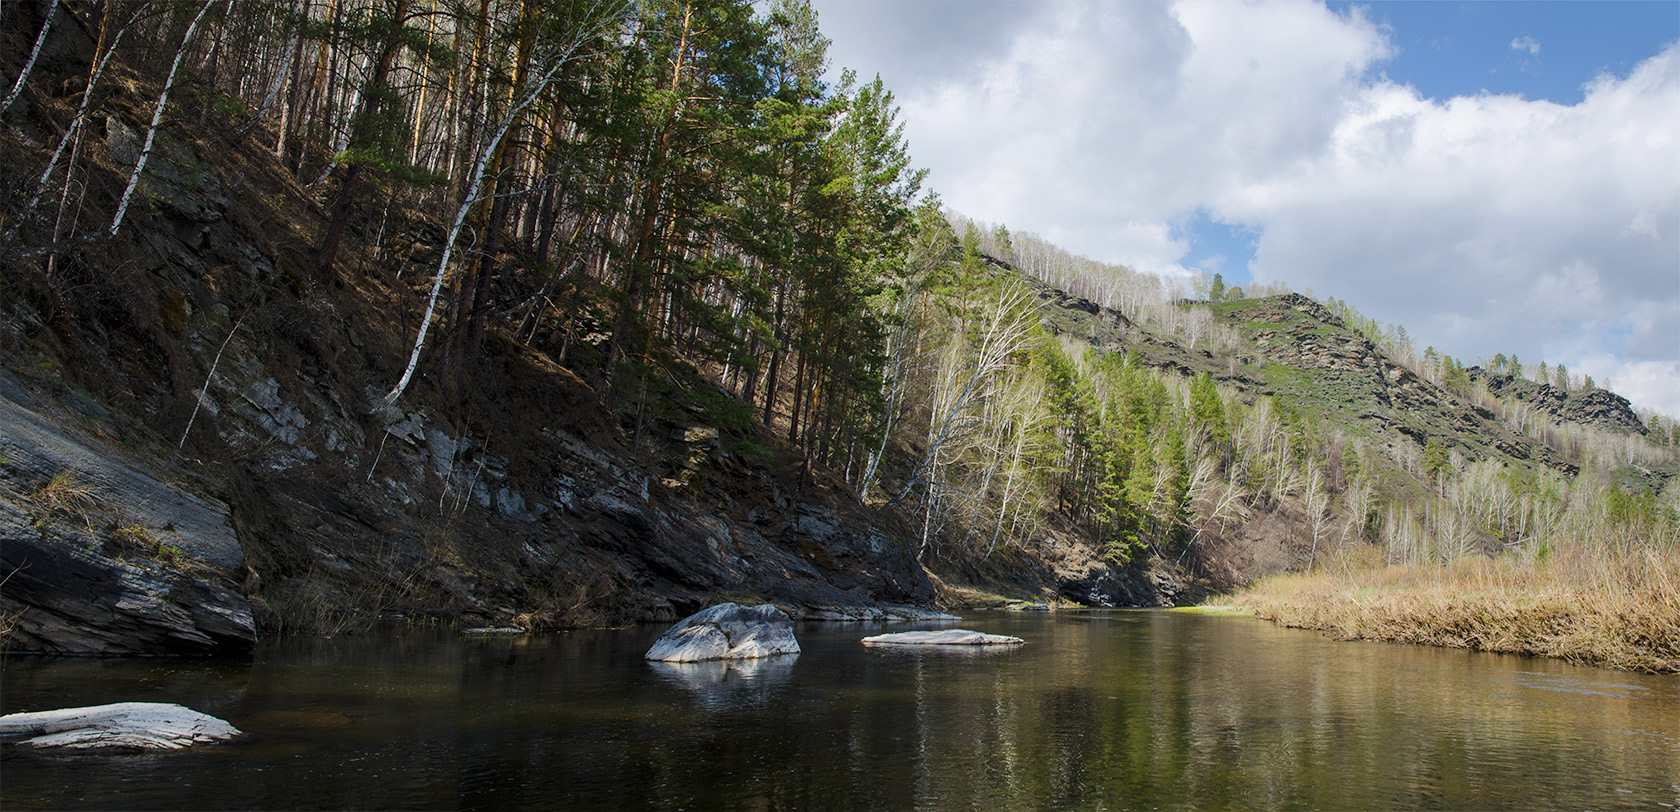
[[2, 0, 1675, 670]]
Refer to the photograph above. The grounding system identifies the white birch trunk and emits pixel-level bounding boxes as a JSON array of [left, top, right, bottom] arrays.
[[108, 0, 217, 238], [0, 0, 61, 115], [18, 22, 132, 220], [384, 4, 625, 404], [239, 0, 306, 137]]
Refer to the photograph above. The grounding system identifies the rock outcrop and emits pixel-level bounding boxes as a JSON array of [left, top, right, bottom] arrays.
[[0, 373, 255, 655], [861, 629, 1025, 646], [1472, 370, 1648, 436], [645, 603, 801, 662], [0, 702, 241, 749]]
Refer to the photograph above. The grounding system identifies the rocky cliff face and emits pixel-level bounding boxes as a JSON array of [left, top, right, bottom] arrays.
[[0, 373, 254, 654], [0, 88, 940, 655], [1, 340, 938, 653], [1471, 370, 1647, 436]]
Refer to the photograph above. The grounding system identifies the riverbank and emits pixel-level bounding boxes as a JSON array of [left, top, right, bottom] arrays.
[[1229, 547, 1680, 674]]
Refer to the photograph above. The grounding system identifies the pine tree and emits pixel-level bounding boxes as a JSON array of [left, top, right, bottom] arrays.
[[992, 224, 1013, 264], [1188, 372, 1229, 448], [313, 0, 420, 283]]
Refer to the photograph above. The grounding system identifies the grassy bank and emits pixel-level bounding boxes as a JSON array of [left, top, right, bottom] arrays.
[[1230, 546, 1680, 673]]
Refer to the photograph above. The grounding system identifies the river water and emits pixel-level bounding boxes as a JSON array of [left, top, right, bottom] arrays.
[[3, 611, 1676, 810]]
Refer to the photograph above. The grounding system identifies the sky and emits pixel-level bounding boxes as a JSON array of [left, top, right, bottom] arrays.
[[809, 0, 1680, 418]]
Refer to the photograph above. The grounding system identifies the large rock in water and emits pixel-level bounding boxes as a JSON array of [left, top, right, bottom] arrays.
[[861, 629, 1025, 646], [645, 603, 800, 662], [0, 702, 241, 749]]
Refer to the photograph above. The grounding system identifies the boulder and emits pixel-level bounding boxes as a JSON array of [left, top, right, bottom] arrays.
[[861, 629, 1025, 646], [645, 603, 800, 662], [0, 702, 241, 749]]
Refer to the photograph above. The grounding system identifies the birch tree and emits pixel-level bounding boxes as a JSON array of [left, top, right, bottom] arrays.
[[109, 0, 218, 238], [0, 0, 61, 116], [384, 0, 628, 404], [888, 279, 1039, 510]]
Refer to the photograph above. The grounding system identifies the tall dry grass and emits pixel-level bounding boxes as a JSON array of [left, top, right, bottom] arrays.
[[1232, 543, 1680, 673]]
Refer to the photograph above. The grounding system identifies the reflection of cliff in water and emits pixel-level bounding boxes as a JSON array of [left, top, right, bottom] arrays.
[[649, 655, 798, 710]]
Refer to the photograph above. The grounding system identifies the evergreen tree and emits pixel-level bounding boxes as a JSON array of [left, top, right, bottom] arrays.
[[1189, 372, 1229, 449], [1422, 439, 1451, 481], [992, 224, 1013, 264]]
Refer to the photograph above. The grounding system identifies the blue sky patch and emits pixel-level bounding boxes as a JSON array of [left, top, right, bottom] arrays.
[[1177, 210, 1260, 287], [1336, 0, 1679, 104]]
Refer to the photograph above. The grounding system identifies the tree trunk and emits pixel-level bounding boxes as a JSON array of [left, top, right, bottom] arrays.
[[759, 278, 786, 424], [109, 0, 217, 238], [608, 2, 690, 391], [455, 0, 538, 357], [0, 0, 62, 116], [313, 0, 413, 284]]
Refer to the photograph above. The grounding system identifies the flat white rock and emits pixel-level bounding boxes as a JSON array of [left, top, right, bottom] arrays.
[[861, 629, 1025, 646], [0, 702, 241, 749]]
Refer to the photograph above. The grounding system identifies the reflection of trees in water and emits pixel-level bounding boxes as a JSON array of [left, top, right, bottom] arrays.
[[647, 655, 798, 711], [16, 616, 1674, 809]]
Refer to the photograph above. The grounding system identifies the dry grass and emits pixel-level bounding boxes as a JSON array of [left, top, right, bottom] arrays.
[[1231, 543, 1680, 673], [30, 470, 98, 528]]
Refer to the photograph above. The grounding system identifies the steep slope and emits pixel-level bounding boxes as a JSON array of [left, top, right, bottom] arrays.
[[3, 0, 1667, 658], [1216, 295, 1577, 473], [0, 71, 935, 656], [1030, 276, 1652, 481]]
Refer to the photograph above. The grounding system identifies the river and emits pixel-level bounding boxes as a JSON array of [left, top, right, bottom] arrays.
[[3, 610, 1676, 810]]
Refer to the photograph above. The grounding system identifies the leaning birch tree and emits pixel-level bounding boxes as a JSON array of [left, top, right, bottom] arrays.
[[383, 0, 629, 405], [108, 0, 218, 238], [0, 0, 62, 116]]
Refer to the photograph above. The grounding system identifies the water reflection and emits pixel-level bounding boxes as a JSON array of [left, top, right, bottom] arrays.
[[3, 613, 1677, 810], [648, 654, 798, 709]]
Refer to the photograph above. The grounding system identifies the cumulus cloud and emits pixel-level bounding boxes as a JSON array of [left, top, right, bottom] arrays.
[[1511, 35, 1541, 56], [813, 0, 1680, 416]]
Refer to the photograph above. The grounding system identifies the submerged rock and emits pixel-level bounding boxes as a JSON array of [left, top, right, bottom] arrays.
[[0, 702, 241, 749], [645, 603, 800, 662], [861, 629, 1025, 646]]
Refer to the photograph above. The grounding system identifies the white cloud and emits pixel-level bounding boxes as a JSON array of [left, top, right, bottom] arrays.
[[813, 0, 1680, 416], [1511, 35, 1541, 56], [1235, 45, 1680, 415]]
